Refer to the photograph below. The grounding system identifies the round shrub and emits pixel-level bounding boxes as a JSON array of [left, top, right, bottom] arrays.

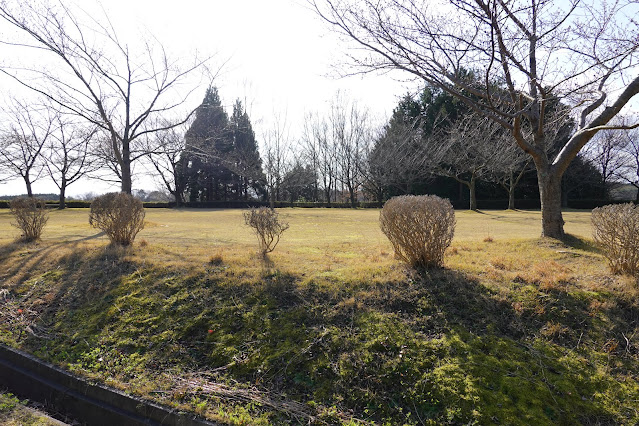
[[89, 192, 145, 246], [592, 203, 639, 275], [380, 195, 455, 268], [9, 197, 49, 242]]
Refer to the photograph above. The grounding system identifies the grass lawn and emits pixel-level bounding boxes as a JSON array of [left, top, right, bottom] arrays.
[[0, 208, 638, 425]]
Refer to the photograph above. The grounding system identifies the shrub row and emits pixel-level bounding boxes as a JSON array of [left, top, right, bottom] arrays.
[[1, 199, 636, 210]]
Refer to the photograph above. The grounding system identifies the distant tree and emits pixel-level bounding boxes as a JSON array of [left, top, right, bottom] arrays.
[[302, 112, 337, 204], [364, 116, 431, 202], [229, 100, 266, 200], [489, 141, 532, 210], [263, 113, 293, 207], [45, 115, 98, 209], [144, 119, 190, 206], [617, 128, 639, 202], [281, 162, 317, 202], [183, 87, 232, 202], [583, 120, 630, 199], [330, 94, 371, 207], [562, 154, 606, 204], [0, 100, 53, 197], [427, 113, 512, 210], [0, 1, 213, 194]]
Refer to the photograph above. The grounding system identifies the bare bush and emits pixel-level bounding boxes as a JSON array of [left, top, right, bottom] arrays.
[[9, 197, 49, 241], [243, 207, 289, 255], [380, 195, 456, 268], [89, 192, 145, 246], [592, 203, 639, 275]]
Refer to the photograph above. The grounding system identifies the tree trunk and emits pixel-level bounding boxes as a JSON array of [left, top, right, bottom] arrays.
[[24, 175, 33, 197], [348, 186, 356, 207], [469, 176, 477, 211], [269, 189, 275, 208], [507, 170, 516, 210], [121, 141, 132, 194], [59, 181, 66, 209], [537, 168, 565, 239], [508, 185, 515, 210]]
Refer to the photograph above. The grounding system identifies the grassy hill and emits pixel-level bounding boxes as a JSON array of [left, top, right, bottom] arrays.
[[0, 209, 638, 425]]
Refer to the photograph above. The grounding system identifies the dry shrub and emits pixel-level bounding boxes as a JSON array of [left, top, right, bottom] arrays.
[[379, 195, 455, 268], [89, 192, 145, 246], [243, 207, 289, 255], [9, 197, 49, 242], [209, 251, 224, 265], [592, 203, 639, 275]]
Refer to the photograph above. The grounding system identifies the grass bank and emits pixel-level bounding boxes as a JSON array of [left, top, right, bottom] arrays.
[[0, 208, 637, 424]]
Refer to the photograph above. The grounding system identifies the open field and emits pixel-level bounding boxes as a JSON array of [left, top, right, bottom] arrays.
[[0, 208, 638, 425]]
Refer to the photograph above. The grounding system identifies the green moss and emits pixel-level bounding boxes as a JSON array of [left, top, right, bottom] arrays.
[[1, 234, 638, 425]]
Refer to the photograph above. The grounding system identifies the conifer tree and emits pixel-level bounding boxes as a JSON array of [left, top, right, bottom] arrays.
[[229, 99, 266, 200]]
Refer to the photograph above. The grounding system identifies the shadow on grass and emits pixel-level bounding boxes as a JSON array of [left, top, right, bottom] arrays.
[[1, 245, 636, 425], [562, 233, 601, 254]]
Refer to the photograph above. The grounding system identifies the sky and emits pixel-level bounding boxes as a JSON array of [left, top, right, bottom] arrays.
[[0, 0, 414, 197]]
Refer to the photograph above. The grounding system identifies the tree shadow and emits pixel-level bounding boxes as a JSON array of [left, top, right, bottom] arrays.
[[562, 233, 601, 254], [71, 231, 106, 242]]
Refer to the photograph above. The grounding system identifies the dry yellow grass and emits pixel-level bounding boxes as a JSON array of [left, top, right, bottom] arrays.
[[0, 207, 607, 290], [0, 207, 595, 248], [0, 207, 597, 275]]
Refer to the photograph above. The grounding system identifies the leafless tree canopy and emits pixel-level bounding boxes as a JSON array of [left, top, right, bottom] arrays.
[[312, 0, 639, 238], [0, 100, 54, 197], [0, 0, 216, 194]]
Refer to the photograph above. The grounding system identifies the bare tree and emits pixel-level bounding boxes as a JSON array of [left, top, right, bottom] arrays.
[[490, 141, 532, 210], [426, 112, 512, 210], [143, 120, 190, 206], [0, 1, 215, 194], [45, 114, 98, 208], [312, 0, 639, 238], [363, 119, 432, 202], [329, 94, 371, 206], [0, 99, 54, 197], [262, 113, 293, 207], [302, 112, 339, 204], [585, 125, 632, 198]]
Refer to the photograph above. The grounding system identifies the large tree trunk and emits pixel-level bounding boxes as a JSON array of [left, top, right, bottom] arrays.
[[121, 140, 132, 194], [348, 185, 356, 207], [537, 168, 565, 239], [24, 175, 33, 197], [508, 185, 515, 210]]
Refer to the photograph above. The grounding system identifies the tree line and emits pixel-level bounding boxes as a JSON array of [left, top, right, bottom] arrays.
[[1, 0, 639, 239]]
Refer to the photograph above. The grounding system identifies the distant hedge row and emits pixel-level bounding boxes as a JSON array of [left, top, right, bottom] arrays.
[[0, 199, 636, 210]]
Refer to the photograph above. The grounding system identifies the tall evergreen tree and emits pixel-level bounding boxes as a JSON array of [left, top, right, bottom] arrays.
[[184, 86, 231, 201], [229, 100, 266, 200], [182, 88, 266, 202]]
